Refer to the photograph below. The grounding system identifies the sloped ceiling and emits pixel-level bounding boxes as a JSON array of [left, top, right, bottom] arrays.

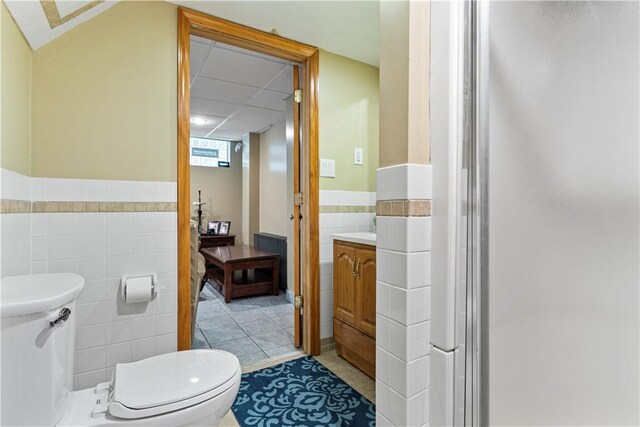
[[170, 1, 380, 66], [3, 0, 118, 50], [3, 0, 380, 66]]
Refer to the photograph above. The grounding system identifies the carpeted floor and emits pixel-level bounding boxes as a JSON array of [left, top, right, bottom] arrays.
[[231, 356, 376, 427]]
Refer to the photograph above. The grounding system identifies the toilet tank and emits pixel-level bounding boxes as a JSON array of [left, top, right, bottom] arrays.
[[1, 273, 85, 427]]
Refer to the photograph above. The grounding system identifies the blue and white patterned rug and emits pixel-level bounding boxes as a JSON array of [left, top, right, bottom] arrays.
[[232, 356, 376, 427]]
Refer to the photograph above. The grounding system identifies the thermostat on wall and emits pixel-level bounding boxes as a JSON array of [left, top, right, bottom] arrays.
[[354, 147, 364, 165], [320, 159, 335, 178]]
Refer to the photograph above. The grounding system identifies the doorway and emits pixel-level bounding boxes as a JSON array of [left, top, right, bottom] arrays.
[[176, 7, 321, 356]]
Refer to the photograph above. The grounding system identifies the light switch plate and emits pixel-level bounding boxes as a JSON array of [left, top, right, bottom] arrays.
[[354, 147, 364, 165], [320, 159, 335, 178]]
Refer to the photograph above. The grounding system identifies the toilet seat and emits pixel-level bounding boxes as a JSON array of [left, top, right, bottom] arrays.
[[107, 350, 240, 420]]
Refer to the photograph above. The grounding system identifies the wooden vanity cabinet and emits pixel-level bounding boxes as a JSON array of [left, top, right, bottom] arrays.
[[333, 240, 376, 377]]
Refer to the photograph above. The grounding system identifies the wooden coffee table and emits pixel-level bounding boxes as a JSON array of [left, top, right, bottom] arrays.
[[200, 245, 280, 303], [199, 234, 235, 249]]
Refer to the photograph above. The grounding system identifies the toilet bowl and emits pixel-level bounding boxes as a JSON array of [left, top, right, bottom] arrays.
[[58, 349, 241, 426], [1, 273, 241, 427]]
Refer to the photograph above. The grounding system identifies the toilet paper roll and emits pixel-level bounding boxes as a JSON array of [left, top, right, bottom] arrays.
[[123, 276, 154, 303]]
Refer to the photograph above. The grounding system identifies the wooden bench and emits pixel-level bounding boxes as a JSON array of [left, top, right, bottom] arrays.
[[200, 245, 280, 303]]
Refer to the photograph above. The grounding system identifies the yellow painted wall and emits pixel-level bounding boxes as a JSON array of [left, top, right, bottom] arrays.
[[30, 1, 177, 181], [379, 1, 430, 167], [241, 133, 260, 245], [319, 50, 379, 192], [25, 1, 380, 188], [259, 121, 288, 237], [190, 145, 243, 243], [1, 3, 32, 176]]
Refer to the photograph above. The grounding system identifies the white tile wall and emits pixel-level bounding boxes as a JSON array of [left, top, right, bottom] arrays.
[[1, 168, 31, 201], [0, 170, 178, 391], [376, 164, 432, 427], [1, 169, 32, 278], [377, 164, 432, 201], [39, 180, 177, 388], [319, 190, 376, 339], [319, 190, 376, 207], [430, 346, 455, 427]]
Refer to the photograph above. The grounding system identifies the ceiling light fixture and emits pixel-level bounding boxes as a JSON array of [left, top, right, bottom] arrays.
[[190, 117, 209, 126]]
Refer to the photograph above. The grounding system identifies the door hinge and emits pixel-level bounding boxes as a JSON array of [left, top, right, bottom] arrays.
[[294, 89, 303, 104], [294, 192, 304, 206], [294, 295, 303, 309]]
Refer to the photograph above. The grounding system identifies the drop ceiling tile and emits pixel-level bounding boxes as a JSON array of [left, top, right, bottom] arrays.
[[190, 114, 225, 127], [265, 66, 294, 94], [199, 47, 287, 88], [191, 35, 213, 46], [221, 118, 270, 133], [191, 97, 240, 117], [209, 128, 246, 141], [190, 126, 213, 138], [191, 77, 259, 105], [246, 89, 289, 112], [189, 114, 225, 137], [219, 43, 292, 66], [190, 41, 211, 73], [233, 106, 285, 125]]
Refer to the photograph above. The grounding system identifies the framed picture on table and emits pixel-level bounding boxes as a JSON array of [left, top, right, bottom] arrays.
[[218, 221, 231, 236], [207, 221, 220, 235]]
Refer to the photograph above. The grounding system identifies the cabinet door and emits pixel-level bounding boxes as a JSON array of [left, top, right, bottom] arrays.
[[355, 247, 376, 338], [333, 242, 357, 325]]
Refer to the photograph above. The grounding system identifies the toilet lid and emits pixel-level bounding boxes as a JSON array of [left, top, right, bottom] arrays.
[[110, 349, 240, 418]]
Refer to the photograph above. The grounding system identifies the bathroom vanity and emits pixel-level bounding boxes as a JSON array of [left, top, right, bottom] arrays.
[[331, 233, 376, 378]]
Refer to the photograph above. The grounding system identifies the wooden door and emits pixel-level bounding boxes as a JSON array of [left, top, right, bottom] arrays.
[[355, 247, 376, 338], [333, 242, 357, 325]]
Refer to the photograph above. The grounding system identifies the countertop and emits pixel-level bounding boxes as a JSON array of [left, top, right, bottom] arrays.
[[331, 232, 376, 246]]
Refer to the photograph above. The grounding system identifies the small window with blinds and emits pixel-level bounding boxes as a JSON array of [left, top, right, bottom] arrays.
[[189, 137, 231, 168]]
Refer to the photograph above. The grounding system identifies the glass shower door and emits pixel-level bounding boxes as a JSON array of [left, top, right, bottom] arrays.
[[468, 1, 640, 425]]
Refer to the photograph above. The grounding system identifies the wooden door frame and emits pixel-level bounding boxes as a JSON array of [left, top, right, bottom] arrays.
[[177, 7, 321, 355]]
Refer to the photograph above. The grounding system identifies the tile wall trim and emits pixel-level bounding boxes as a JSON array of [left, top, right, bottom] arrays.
[[0, 199, 32, 214], [320, 337, 336, 353], [319, 205, 375, 214], [0, 200, 177, 214], [32, 201, 177, 213], [376, 200, 432, 217]]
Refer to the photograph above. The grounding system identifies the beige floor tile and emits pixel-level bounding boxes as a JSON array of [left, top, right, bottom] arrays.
[[219, 410, 240, 427], [242, 351, 305, 373], [314, 350, 376, 403]]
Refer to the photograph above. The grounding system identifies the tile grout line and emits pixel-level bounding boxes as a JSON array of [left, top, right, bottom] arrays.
[[196, 287, 294, 363]]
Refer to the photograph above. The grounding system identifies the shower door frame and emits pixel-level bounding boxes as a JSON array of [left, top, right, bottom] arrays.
[[461, 0, 490, 425]]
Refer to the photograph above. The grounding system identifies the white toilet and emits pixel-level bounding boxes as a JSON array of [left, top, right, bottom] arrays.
[[0, 273, 241, 427]]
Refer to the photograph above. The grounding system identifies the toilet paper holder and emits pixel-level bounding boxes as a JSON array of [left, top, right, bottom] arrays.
[[120, 274, 158, 302]]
